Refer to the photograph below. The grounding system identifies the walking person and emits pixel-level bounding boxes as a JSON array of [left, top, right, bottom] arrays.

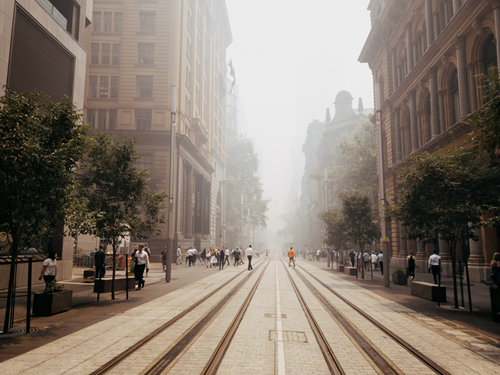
[[288, 247, 295, 267], [246, 245, 254, 270], [192, 247, 197, 266], [160, 247, 168, 272], [135, 245, 149, 290], [219, 248, 226, 270], [201, 249, 206, 266], [210, 248, 218, 268], [176, 246, 182, 265], [234, 248, 241, 267], [363, 250, 370, 270], [94, 245, 106, 279], [371, 251, 378, 271], [144, 246, 151, 277], [39, 251, 57, 285], [225, 248, 230, 265], [491, 252, 500, 287], [186, 247, 193, 267], [378, 251, 384, 275], [428, 249, 442, 285], [350, 250, 355, 267], [206, 248, 211, 267], [407, 251, 418, 281]]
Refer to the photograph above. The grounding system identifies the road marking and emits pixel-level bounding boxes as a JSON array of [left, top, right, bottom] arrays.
[[276, 262, 286, 375]]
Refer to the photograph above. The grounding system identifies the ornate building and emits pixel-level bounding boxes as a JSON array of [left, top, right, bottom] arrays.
[[85, 0, 232, 255], [359, 0, 499, 281]]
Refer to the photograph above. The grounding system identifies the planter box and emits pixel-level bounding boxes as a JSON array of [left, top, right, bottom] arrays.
[[94, 277, 136, 293], [411, 281, 446, 302], [338, 265, 345, 272], [345, 267, 357, 276], [127, 272, 135, 277], [33, 290, 73, 316], [392, 273, 407, 285]]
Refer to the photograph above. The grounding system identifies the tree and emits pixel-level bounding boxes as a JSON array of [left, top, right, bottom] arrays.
[[77, 132, 166, 299], [340, 190, 380, 278], [386, 150, 500, 308], [277, 212, 295, 240], [225, 136, 269, 246], [321, 210, 349, 252], [0, 89, 88, 334]]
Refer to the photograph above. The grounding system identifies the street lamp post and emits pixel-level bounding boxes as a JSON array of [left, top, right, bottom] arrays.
[[241, 195, 244, 249], [375, 83, 390, 287], [166, 86, 176, 283]]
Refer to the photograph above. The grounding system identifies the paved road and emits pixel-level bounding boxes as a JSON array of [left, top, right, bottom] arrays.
[[1, 256, 500, 374]]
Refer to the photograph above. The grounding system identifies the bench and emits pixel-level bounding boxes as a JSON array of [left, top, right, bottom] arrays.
[[345, 267, 357, 276], [411, 281, 446, 302], [93, 277, 136, 293]]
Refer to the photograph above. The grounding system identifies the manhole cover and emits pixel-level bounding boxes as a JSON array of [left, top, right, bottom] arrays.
[[0, 327, 38, 338], [264, 314, 287, 318], [269, 330, 308, 343]]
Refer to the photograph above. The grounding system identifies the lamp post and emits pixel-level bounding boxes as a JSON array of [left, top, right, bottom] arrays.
[[166, 86, 176, 283], [223, 168, 226, 249], [241, 195, 244, 249], [375, 83, 390, 287]]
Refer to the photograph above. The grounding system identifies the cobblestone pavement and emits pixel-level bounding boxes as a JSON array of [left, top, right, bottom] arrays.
[[2, 256, 500, 374]]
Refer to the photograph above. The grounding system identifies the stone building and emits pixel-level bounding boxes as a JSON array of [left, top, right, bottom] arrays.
[[0, 0, 92, 287], [84, 0, 232, 256], [359, 0, 499, 281]]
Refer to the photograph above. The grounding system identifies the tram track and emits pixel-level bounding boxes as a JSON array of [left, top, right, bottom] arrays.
[[90, 257, 267, 375], [293, 262, 452, 375]]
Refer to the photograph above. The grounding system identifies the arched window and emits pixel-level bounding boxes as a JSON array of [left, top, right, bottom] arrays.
[[482, 34, 497, 73], [450, 68, 460, 124]]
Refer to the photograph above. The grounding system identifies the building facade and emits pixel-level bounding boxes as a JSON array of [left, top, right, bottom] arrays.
[[359, 0, 499, 281], [85, 0, 232, 256], [0, 0, 92, 287]]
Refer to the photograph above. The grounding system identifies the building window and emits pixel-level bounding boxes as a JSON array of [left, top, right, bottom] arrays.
[[87, 109, 96, 129], [136, 76, 153, 97], [91, 43, 99, 64], [103, 12, 112, 32], [89, 76, 98, 98], [110, 76, 119, 98], [92, 12, 101, 32], [112, 44, 121, 65], [114, 12, 122, 33], [100, 76, 109, 98], [109, 109, 117, 130], [101, 43, 111, 65], [483, 34, 497, 73], [139, 11, 156, 32], [450, 68, 460, 125], [138, 43, 155, 64], [136, 109, 152, 130], [98, 109, 107, 129]]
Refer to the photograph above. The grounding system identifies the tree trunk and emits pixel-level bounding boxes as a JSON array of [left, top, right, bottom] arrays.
[[112, 239, 116, 300], [2, 259, 17, 334], [450, 242, 459, 309], [360, 243, 365, 279]]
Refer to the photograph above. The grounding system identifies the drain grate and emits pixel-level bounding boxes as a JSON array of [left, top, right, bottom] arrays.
[[0, 327, 38, 338], [264, 313, 287, 318], [269, 330, 308, 343]]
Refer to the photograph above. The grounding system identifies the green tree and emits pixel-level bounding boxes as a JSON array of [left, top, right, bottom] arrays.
[[0, 89, 88, 334], [321, 210, 349, 251], [77, 132, 167, 299], [225, 136, 269, 246], [386, 150, 500, 308], [340, 190, 380, 278]]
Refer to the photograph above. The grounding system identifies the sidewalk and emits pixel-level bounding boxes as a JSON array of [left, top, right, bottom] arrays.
[[306, 259, 500, 341], [0, 260, 236, 363]]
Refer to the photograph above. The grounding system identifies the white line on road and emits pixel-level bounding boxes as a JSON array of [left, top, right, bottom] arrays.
[[276, 262, 286, 375]]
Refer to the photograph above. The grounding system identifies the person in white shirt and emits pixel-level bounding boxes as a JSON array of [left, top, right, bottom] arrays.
[[363, 251, 370, 270], [39, 251, 57, 285], [428, 249, 442, 285], [186, 248, 194, 267], [245, 245, 254, 270], [192, 248, 197, 266], [225, 248, 230, 265], [135, 245, 149, 290], [378, 251, 384, 275], [176, 247, 182, 265]]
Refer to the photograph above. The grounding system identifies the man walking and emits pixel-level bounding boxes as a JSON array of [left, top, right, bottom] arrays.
[[289, 247, 295, 267], [192, 247, 197, 266], [428, 249, 442, 285], [245, 245, 254, 270], [176, 246, 182, 265], [378, 251, 384, 275], [225, 248, 230, 265], [363, 250, 370, 270], [187, 247, 193, 266], [94, 245, 106, 279], [135, 245, 149, 290], [160, 247, 168, 272]]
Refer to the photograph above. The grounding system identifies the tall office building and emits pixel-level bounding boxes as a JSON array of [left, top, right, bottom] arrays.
[[85, 0, 232, 255]]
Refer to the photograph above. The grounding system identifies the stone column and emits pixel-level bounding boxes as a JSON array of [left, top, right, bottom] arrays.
[[185, 166, 194, 237], [491, 1, 500, 73], [452, 0, 461, 15], [444, 3, 450, 25], [434, 12, 440, 39], [429, 68, 440, 138], [455, 37, 470, 118], [175, 155, 184, 237], [439, 237, 453, 277], [410, 91, 418, 152], [392, 49, 398, 92], [426, 0, 435, 47], [413, 43, 419, 66], [416, 239, 427, 273], [406, 23, 414, 72], [468, 64, 478, 112], [438, 90, 446, 133], [394, 109, 402, 162], [417, 112, 423, 147], [468, 227, 488, 283]]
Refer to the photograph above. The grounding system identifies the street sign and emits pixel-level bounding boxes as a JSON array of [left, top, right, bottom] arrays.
[[383, 237, 389, 244]]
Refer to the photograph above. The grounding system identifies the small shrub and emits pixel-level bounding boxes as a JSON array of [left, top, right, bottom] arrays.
[[393, 268, 405, 275], [40, 281, 65, 294]]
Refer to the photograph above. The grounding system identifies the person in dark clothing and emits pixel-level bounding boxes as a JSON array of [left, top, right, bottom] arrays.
[[349, 250, 355, 267], [407, 251, 418, 281], [95, 245, 106, 278], [218, 248, 225, 270]]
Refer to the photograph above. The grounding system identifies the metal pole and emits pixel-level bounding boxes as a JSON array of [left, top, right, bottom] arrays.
[[125, 254, 129, 300], [97, 264, 103, 302], [459, 260, 464, 308], [465, 260, 472, 311], [26, 258, 32, 334], [166, 86, 177, 283], [241, 195, 244, 249], [438, 258, 442, 307], [375, 83, 390, 288], [223, 168, 226, 249]]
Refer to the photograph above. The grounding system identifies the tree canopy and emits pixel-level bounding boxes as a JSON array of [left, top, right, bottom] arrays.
[[321, 210, 349, 251]]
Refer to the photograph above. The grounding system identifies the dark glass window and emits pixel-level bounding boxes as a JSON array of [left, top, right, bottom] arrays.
[[450, 68, 460, 124], [138, 43, 154, 64], [110, 76, 119, 98], [114, 12, 122, 33], [89, 76, 98, 98], [100, 76, 109, 98], [136, 76, 153, 97], [91, 43, 99, 64], [483, 34, 498, 73], [92, 12, 101, 32], [139, 12, 156, 32], [109, 110, 117, 130], [136, 109, 152, 130], [103, 12, 112, 32], [112, 44, 121, 65], [98, 109, 107, 129], [87, 109, 96, 129], [101, 43, 110, 65]]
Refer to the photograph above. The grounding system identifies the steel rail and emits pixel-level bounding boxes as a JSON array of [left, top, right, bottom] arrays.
[[296, 263, 452, 375], [90, 257, 266, 375]]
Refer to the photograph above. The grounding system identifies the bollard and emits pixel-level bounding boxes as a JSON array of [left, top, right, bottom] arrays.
[[26, 258, 32, 333]]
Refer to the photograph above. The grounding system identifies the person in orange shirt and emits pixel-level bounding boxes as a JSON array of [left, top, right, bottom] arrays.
[[288, 247, 295, 267]]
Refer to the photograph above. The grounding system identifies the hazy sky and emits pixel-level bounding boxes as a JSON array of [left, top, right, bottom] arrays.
[[225, 0, 374, 234]]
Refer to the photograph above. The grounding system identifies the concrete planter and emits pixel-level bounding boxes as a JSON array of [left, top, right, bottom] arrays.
[[338, 265, 345, 272], [411, 281, 446, 302], [93, 277, 136, 293], [33, 290, 73, 316], [392, 273, 407, 285], [345, 267, 357, 276]]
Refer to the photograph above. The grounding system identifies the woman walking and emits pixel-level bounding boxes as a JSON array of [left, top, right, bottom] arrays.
[[39, 251, 57, 285], [234, 248, 241, 267], [201, 249, 206, 266], [491, 252, 500, 287], [407, 251, 418, 281]]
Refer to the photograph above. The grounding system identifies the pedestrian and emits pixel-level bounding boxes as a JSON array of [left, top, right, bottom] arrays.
[[428, 249, 442, 285], [350, 250, 355, 267], [186, 247, 193, 266], [135, 245, 149, 290], [378, 251, 384, 275], [246, 245, 254, 270], [266, 249, 269, 258], [363, 250, 370, 270], [210, 248, 218, 268], [225, 247, 230, 265], [407, 251, 418, 281], [144, 246, 151, 277], [219, 248, 225, 270], [490, 252, 500, 287], [201, 249, 206, 266], [288, 247, 295, 267], [192, 247, 198, 266], [94, 245, 106, 279], [371, 251, 378, 271], [39, 251, 57, 285], [234, 247, 241, 267], [176, 246, 182, 265], [206, 248, 211, 267], [160, 247, 168, 272]]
